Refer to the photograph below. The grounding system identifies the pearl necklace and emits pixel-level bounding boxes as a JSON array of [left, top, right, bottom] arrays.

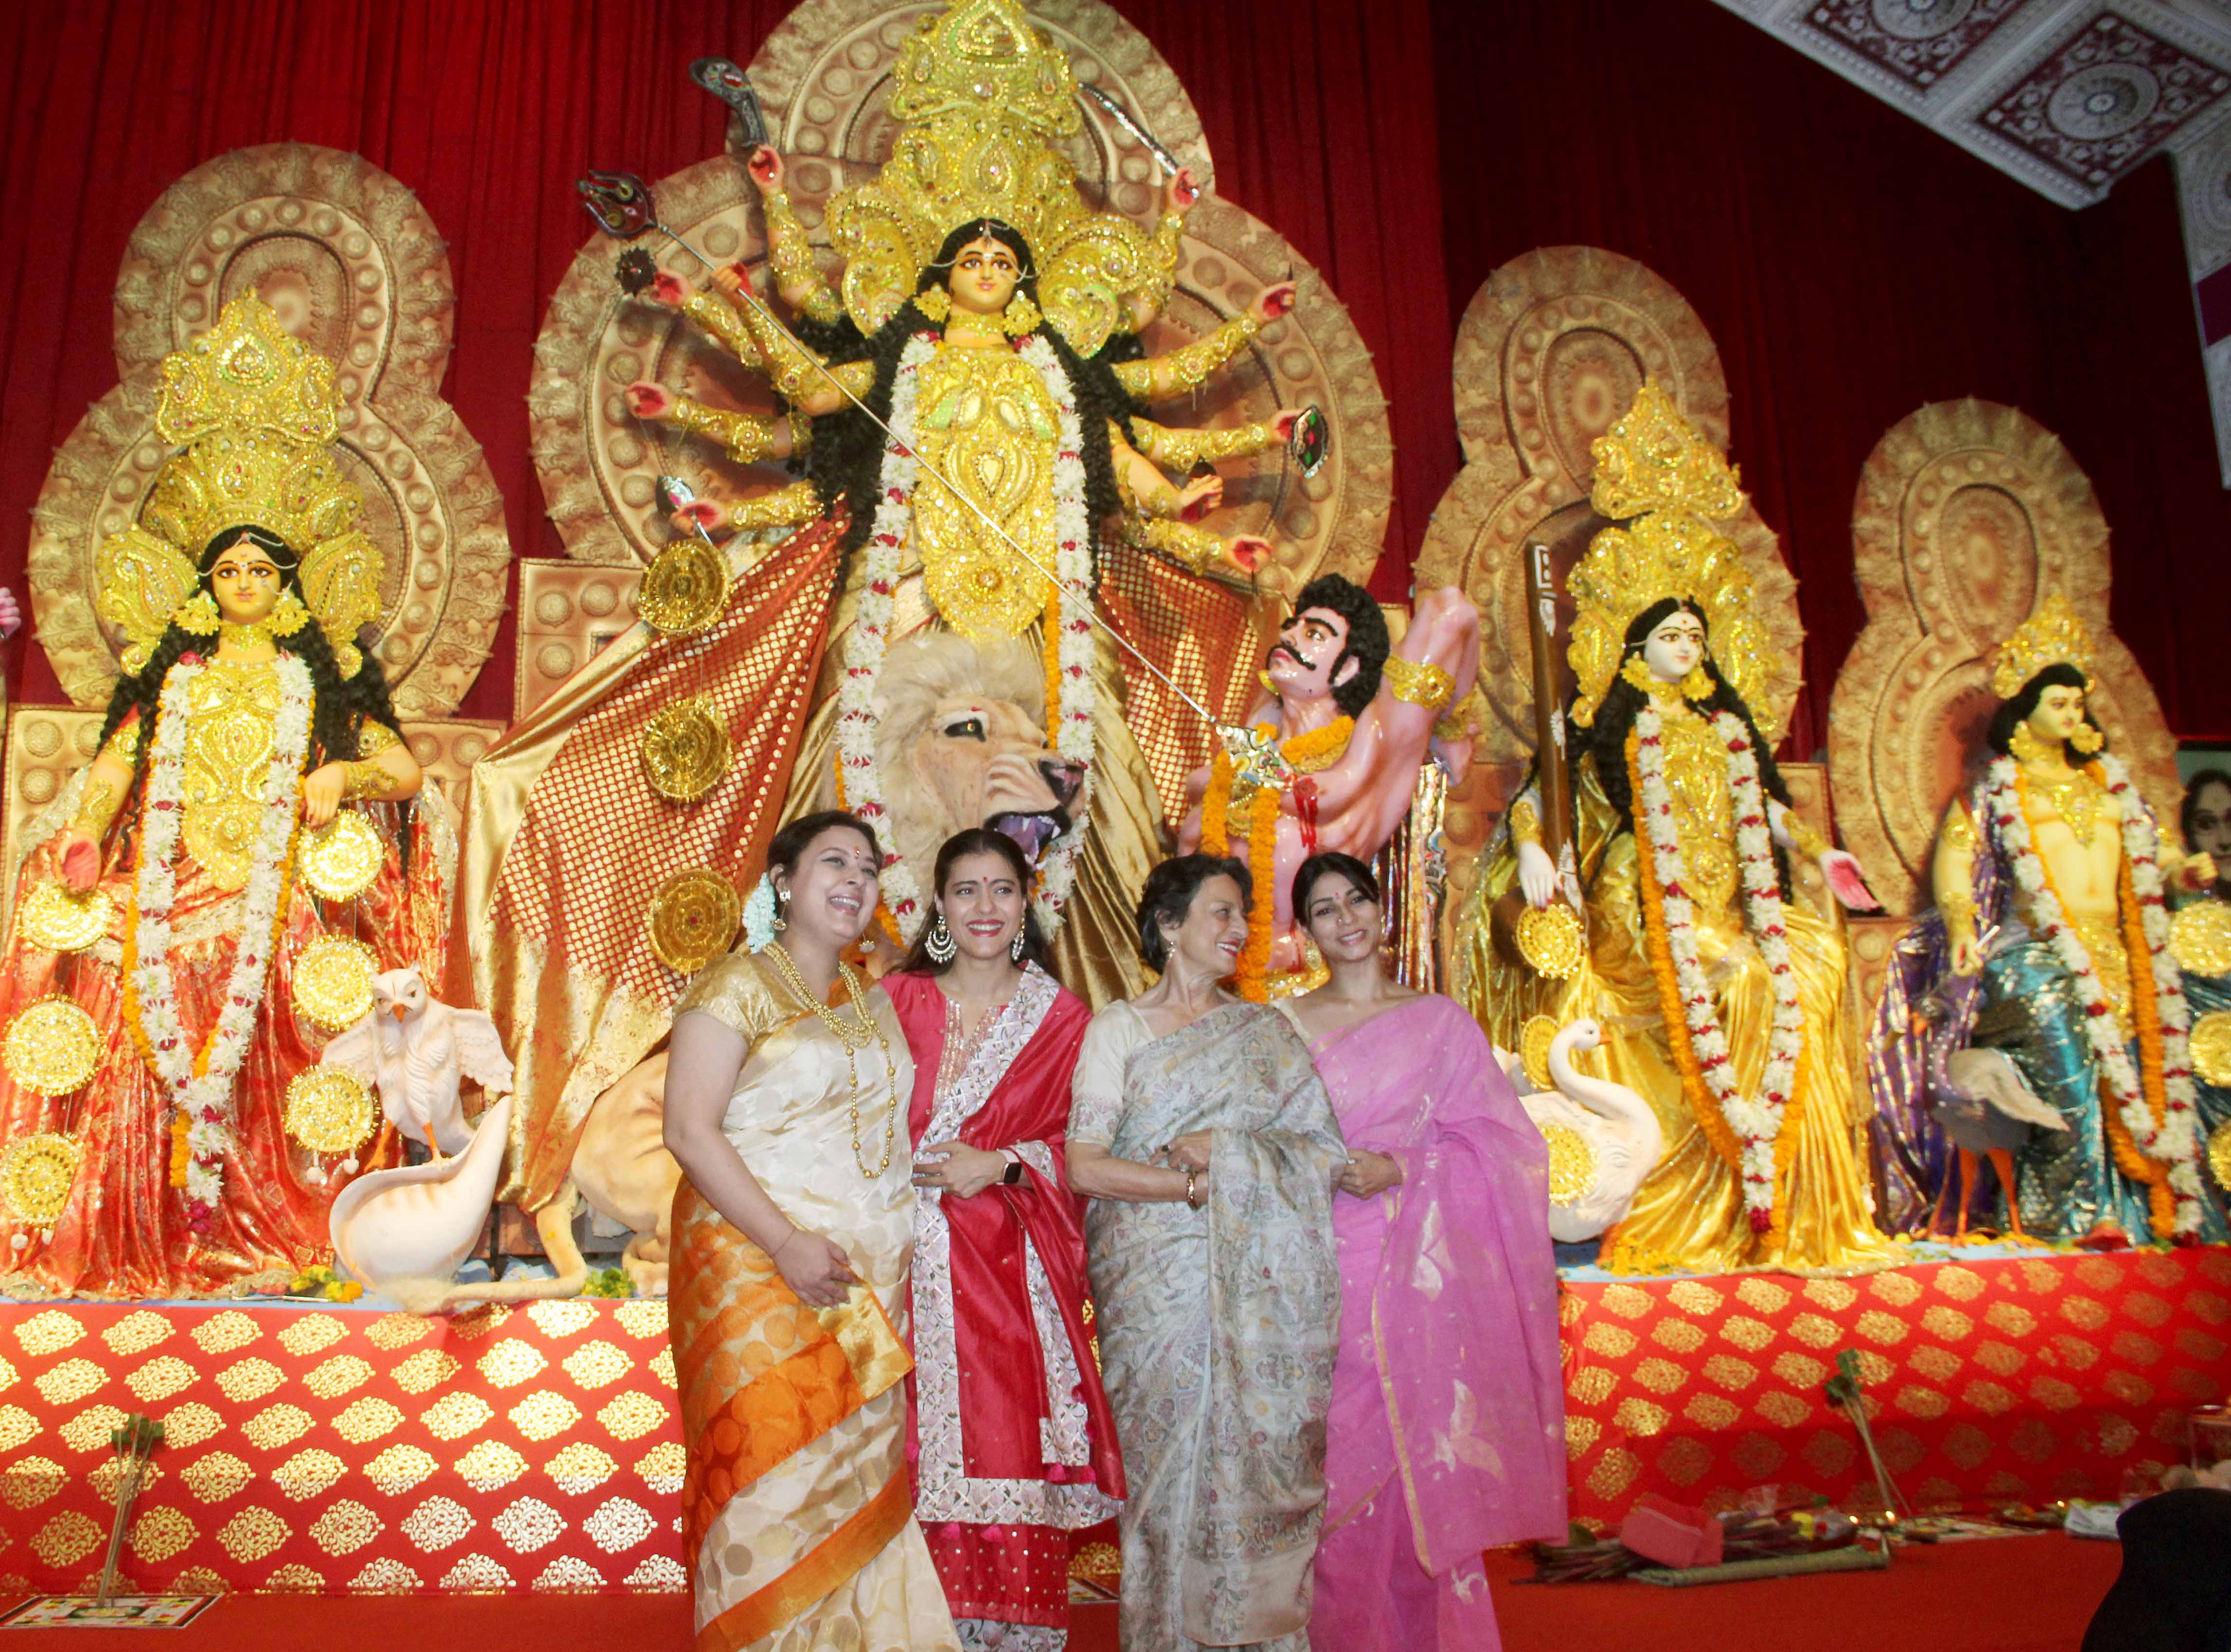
[[764, 941, 902, 1179]]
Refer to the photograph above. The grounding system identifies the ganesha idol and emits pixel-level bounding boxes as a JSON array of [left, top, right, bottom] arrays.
[[0, 296, 446, 1300], [1176, 571, 1481, 998]]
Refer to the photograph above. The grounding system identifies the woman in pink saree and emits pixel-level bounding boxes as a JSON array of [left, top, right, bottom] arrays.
[[1277, 852, 1567, 1650]]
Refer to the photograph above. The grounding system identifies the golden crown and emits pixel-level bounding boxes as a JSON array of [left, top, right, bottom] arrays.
[[1989, 592, 2094, 699], [97, 296, 383, 676], [1567, 382, 1785, 737], [825, 0, 1180, 354]]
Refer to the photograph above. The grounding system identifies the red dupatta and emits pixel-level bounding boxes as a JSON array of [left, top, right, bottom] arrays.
[[885, 968, 1125, 1501]]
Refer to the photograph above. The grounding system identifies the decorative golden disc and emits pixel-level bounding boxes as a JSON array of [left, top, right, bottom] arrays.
[[1516, 903, 1586, 980], [2, 998, 99, 1098], [647, 868, 741, 974], [16, 882, 113, 954], [2170, 901, 2231, 979], [2211, 1118, 2231, 1195], [638, 540, 728, 636], [639, 695, 732, 803], [294, 936, 381, 1032], [1521, 1014, 1560, 1093], [297, 811, 385, 902], [0, 1132, 78, 1226], [2190, 1010, 2231, 1088], [284, 1066, 376, 1157], [1540, 1120, 1597, 1208]]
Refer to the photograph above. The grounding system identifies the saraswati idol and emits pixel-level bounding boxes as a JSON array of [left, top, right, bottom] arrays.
[[0, 295, 445, 1299], [1457, 385, 1896, 1274], [627, 0, 1304, 1001]]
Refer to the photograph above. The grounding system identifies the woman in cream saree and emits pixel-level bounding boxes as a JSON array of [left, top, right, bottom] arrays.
[[664, 812, 958, 1652]]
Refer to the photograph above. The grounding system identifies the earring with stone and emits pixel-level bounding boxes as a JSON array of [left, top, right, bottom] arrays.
[[926, 911, 957, 964]]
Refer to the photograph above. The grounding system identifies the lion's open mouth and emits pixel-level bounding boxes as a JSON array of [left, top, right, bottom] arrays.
[[988, 809, 1068, 866]]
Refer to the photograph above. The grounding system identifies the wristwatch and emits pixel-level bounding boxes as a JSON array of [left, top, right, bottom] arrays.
[[1000, 1156, 1025, 1186]]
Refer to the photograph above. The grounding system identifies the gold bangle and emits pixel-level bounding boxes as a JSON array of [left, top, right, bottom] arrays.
[[1183, 1169, 1199, 1209], [343, 760, 389, 803], [1784, 814, 1829, 863], [760, 190, 843, 326], [69, 776, 121, 838], [1381, 655, 1455, 711], [1508, 797, 1542, 848]]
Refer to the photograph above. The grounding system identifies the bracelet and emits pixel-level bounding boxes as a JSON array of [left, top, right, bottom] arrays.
[[1382, 655, 1455, 711], [343, 759, 389, 802], [1183, 1169, 1200, 1210], [1508, 796, 1543, 849]]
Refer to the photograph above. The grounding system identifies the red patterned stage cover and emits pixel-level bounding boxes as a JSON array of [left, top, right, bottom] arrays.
[[1560, 1248, 2231, 1526], [0, 1299, 683, 1595]]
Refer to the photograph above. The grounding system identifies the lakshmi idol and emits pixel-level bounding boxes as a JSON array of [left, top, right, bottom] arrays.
[[629, 0, 1303, 1003], [0, 296, 443, 1299], [1457, 385, 1895, 1274], [1870, 596, 2223, 1248]]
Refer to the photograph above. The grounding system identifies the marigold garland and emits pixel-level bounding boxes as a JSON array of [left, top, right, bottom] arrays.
[[1199, 717, 1353, 999]]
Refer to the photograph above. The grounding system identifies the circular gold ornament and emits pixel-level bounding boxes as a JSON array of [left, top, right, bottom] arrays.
[[16, 882, 113, 954], [1521, 1014, 1560, 1093], [2, 998, 99, 1098], [1540, 1120, 1597, 1208], [647, 868, 741, 974], [2190, 1011, 2231, 1088], [0, 1132, 78, 1226], [640, 696, 732, 803], [2211, 1119, 2231, 1195], [1516, 903, 1586, 980], [293, 937, 381, 1032], [284, 1067, 376, 1157], [2170, 901, 2231, 979], [297, 811, 385, 902], [638, 540, 728, 636]]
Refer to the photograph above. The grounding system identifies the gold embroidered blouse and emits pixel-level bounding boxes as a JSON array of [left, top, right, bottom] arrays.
[[913, 341, 1062, 641], [180, 657, 287, 891]]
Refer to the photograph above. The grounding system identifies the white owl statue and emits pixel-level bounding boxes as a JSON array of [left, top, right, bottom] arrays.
[[319, 968, 514, 1155]]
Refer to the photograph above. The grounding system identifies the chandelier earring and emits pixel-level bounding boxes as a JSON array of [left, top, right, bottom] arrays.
[[925, 911, 957, 964], [1009, 928, 1026, 963], [771, 889, 788, 933], [1001, 291, 1042, 337], [172, 590, 221, 637], [2069, 719, 2104, 755], [914, 286, 952, 323], [2008, 722, 2054, 765], [267, 590, 311, 638], [1681, 663, 1713, 701]]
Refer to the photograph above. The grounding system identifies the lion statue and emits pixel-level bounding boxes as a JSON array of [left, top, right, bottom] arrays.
[[485, 633, 1079, 1300]]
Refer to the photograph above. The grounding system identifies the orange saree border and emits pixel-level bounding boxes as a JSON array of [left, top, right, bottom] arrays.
[[696, 1470, 912, 1652]]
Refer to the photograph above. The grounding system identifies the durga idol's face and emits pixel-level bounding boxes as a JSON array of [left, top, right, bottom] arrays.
[[1641, 610, 1706, 682], [2027, 682, 2089, 747], [946, 236, 1022, 316], [206, 536, 286, 627]]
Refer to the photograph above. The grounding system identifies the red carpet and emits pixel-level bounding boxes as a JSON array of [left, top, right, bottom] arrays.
[[0, 1534, 2121, 1651]]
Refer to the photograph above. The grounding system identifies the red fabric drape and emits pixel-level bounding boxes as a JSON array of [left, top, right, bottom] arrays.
[[1, 0, 2224, 741]]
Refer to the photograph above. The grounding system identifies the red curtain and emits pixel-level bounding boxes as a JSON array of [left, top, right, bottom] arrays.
[[0, 0, 2223, 742]]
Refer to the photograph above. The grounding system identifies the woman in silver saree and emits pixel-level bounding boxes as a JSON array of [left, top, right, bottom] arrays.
[[1068, 854, 1346, 1651]]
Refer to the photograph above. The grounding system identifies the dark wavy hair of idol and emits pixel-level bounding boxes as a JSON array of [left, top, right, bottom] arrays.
[[1988, 662, 2106, 766], [1289, 575, 1390, 719], [1568, 594, 1796, 901], [96, 524, 415, 876], [1290, 850, 1380, 924], [1134, 852, 1252, 972], [893, 827, 1061, 981], [799, 218, 1139, 593]]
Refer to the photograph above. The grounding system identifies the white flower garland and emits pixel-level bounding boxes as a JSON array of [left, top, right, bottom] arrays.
[[1634, 702, 1804, 1233], [1980, 753, 2203, 1238], [840, 330, 1096, 941], [124, 653, 314, 1224]]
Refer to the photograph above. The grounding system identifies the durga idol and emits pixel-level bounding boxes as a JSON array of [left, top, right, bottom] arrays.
[[0, 295, 445, 1299], [1456, 384, 1896, 1274], [1869, 595, 2223, 1248], [628, 0, 1304, 1002]]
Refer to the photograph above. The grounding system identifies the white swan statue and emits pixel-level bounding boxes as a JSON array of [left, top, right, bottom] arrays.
[[327, 1096, 514, 1313], [1500, 1019, 1664, 1244]]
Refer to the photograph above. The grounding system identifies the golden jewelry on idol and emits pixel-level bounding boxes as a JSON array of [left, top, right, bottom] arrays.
[[95, 295, 384, 681], [762, 941, 902, 1179], [1566, 381, 1784, 740]]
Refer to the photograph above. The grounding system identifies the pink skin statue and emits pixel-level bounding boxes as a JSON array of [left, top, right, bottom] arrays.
[[1177, 580, 1482, 982]]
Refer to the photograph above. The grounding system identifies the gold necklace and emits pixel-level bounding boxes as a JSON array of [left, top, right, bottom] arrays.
[[764, 942, 902, 1179], [219, 620, 275, 652], [2021, 760, 2104, 847]]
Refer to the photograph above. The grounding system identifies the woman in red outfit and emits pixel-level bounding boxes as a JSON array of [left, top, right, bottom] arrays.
[[885, 828, 1125, 1650]]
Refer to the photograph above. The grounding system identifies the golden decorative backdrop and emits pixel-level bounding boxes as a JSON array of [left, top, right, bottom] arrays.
[[527, 0, 1390, 600], [26, 143, 509, 719], [1825, 399, 2184, 916]]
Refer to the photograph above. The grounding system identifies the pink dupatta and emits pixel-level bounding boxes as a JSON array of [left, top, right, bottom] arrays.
[[1309, 994, 1567, 1569]]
